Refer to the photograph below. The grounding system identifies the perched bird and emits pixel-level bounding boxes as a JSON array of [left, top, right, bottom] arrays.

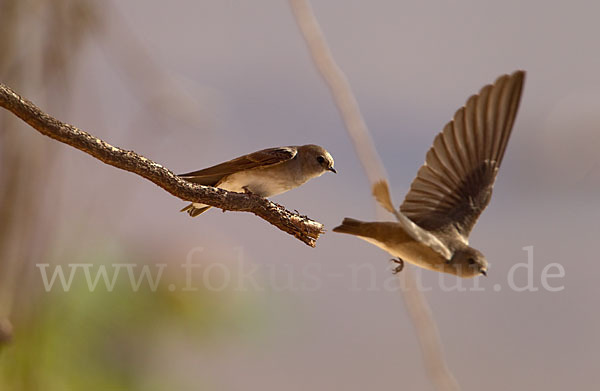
[[179, 144, 336, 216], [333, 71, 525, 278]]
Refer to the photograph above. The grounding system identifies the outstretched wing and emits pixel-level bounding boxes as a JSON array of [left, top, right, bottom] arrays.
[[179, 147, 297, 186], [400, 71, 525, 239]]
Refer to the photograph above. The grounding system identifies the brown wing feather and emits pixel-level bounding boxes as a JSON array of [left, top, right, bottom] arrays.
[[400, 71, 525, 238], [178, 147, 297, 186]]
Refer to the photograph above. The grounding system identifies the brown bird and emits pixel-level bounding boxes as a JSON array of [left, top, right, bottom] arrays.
[[333, 71, 525, 278], [179, 144, 336, 216]]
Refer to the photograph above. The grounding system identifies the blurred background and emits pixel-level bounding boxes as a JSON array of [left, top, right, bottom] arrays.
[[0, 0, 598, 390]]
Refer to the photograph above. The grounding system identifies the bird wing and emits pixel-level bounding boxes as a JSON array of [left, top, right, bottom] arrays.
[[178, 147, 297, 186], [400, 71, 525, 239]]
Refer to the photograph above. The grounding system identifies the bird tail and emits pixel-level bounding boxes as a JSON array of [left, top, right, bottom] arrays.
[[332, 218, 370, 236], [180, 203, 211, 217]]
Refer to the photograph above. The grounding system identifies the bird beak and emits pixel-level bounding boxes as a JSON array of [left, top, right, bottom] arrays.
[[480, 269, 487, 277], [327, 167, 337, 174]]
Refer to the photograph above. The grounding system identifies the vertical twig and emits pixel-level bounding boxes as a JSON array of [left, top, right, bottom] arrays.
[[289, 0, 387, 185], [289, 1, 460, 390]]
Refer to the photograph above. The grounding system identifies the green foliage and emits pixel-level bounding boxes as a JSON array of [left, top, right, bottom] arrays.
[[0, 255, 261, 391]]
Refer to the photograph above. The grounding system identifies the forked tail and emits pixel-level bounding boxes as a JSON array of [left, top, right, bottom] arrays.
[[180, 203, 211, 217]]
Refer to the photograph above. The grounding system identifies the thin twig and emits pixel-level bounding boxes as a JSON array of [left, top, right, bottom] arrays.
[[98, 1, 213, 130], [289, 0, 387, 185], [289, 1, 460, 389], [0, 83, 324, 247], [0, 318, 12, 347]]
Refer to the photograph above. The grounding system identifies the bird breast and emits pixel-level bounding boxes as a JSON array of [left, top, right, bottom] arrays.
[[219, 168, 304, 197]]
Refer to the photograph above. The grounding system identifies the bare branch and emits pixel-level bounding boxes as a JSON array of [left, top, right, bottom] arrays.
[[289, 1, 460, 389], [402, 267, 460, 391], [289, 0, 387, 185], [0, 318, 11, 347], [0, 83, 324, 247]]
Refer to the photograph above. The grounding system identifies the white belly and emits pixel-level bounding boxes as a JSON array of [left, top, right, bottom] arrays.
[[219, 170, 297, 196], [192, 169, 307, 209], [359, 236, 448, 273]]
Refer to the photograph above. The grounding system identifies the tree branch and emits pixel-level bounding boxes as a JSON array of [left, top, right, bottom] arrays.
[[0, 83, 324, 247], [0, 318, 11, 347]]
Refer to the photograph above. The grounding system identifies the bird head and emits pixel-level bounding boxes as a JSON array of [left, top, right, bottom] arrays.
[[447, 246, 488, 278], [300, 144, 336, 176]]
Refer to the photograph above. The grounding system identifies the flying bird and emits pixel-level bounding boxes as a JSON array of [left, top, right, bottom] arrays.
[[179, 144, 336, 216], [333, 71, 525, 278]]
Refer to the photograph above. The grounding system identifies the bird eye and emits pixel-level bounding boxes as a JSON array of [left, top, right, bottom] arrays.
[[316, 156, 325, 164], [468, 258, 476, 265]]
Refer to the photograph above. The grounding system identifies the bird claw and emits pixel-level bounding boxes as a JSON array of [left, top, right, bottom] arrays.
[[390, 258, 405, 274], [242, 186, 254, 195]]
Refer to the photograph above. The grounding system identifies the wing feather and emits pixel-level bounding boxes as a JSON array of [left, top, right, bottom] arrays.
[[400, 71, 525, 238], [179, 147, 297, 186]]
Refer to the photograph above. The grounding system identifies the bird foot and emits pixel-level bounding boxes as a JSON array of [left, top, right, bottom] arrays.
[[390, 258, 405, 274], [242, 186, 254, 195]]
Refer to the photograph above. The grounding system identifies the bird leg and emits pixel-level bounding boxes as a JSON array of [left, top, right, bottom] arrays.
[[390, 258, 405, 274]]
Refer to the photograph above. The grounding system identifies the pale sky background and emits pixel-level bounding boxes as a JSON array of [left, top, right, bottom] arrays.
[[23, 0, 600, 390]]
